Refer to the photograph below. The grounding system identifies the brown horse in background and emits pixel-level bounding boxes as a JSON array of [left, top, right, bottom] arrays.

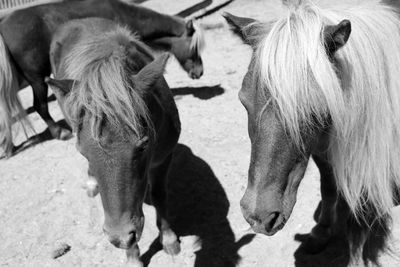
[[0, 0, 204, 157]]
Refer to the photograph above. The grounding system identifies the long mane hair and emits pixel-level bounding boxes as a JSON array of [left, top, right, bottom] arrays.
[[256, 0, 400, 220], [190, 21, 206, 55], [60, 25, 152, 141]]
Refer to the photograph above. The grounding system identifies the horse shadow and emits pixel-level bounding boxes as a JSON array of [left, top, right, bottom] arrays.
[[141, 143, 255, 267], [294, 201, 392, 267], [172, 85, 225, 100]]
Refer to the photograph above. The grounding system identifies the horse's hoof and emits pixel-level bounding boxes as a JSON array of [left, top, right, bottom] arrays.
[[1, 150, 13, 159], [0, 144, 16, 159], [163, 240, 181, 255], [58, 128, 73, 140], [86, 178, 99, 198], [161, 232, 181, 255]]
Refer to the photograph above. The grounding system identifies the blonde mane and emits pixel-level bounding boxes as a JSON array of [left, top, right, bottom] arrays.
[[60, 26, 152, 141], [257, 0, 400, 219], [190, 22, 206, 54]]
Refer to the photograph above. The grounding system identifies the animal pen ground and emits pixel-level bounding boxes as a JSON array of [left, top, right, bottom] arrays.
[[1, 0, 400, 266]]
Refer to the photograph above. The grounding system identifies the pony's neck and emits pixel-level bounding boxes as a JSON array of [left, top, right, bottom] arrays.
[[111, 0, 186, 40]]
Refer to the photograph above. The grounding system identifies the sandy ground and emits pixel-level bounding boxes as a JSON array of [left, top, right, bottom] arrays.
[[1, 0, 400, 266]]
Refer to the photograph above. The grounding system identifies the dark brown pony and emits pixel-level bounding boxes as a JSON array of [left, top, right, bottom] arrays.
[[46, 17, 181, 265], [0, 0, 204, 157]]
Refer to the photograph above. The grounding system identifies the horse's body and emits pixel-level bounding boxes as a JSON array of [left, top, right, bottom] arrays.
[[0, 0, 63, 19], [46, 17, 181, 265], [225, 0, 400, 260], [0, 0, 204, 157]]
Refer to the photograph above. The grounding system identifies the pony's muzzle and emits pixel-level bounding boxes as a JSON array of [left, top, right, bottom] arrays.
[[103, 226, 137, 249], [240, 194, 286, 236], [189, 68, 203, 79], [242, 209, 285, 236], [107, 231, 136, 249], [103, 217, 144, 249]]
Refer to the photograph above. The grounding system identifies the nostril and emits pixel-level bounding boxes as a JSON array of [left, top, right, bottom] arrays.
[[109, 238, 121, 248], [127, 231, 136, 247], [265, 212, 280, 232], [246, 214, 262, 226], [107, 233, 136, 249]]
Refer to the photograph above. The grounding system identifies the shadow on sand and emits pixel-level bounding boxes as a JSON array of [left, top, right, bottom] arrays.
[[141, 144, 255, 267], [294, 201, 392, 267], [175, 0, 212, 17], [172, 85, 225, 100]]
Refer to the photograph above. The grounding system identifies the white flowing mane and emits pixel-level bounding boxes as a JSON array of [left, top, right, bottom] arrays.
[[257, 0, 400, 219], [190, 22, 206, 54]]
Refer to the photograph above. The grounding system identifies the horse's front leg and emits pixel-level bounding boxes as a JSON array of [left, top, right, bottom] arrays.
[[29, 77, 72, 140], [148, 154, 181, 255], [126, 244, 143, 267], [305, 155, 338, 253]]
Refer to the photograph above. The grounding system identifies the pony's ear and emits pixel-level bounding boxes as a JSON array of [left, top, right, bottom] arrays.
[[133, 53, 170, 92], [186, 19, 195, 36], [324, 19, 351, 56], [223, 12, 258, 45], [45, 77, 75, 97]]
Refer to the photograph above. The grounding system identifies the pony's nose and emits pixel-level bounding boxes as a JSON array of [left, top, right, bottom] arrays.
[[198, 68, 204, 77], [189, 72, 199, 79], [189, 68, 203, 79], [263, 212, 283, 233], [241, 199, 284, 235], [243, 211, 284, 235], [241, 200, 262, 227], [108, 233, 135, 249], [103, 226, 136, 249]]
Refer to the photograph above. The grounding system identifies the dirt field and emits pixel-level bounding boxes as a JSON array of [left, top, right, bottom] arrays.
[[1, 0, 400, 266]]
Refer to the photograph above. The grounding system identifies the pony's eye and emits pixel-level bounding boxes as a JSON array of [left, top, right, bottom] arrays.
[[136, 136, 149, 152]]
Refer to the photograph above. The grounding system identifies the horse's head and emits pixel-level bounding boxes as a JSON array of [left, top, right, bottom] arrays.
[[224, 13, 351, 235], [151, 19, 205, 79], [46, 52, 169, 249]]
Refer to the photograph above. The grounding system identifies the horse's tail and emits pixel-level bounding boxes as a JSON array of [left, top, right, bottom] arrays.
[[0, 33, 28, 156]]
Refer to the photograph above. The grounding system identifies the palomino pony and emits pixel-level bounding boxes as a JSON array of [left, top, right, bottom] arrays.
[[225, 0, 400, 259], [46, 18, 181, 266], [0, 0, 204, 157]]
